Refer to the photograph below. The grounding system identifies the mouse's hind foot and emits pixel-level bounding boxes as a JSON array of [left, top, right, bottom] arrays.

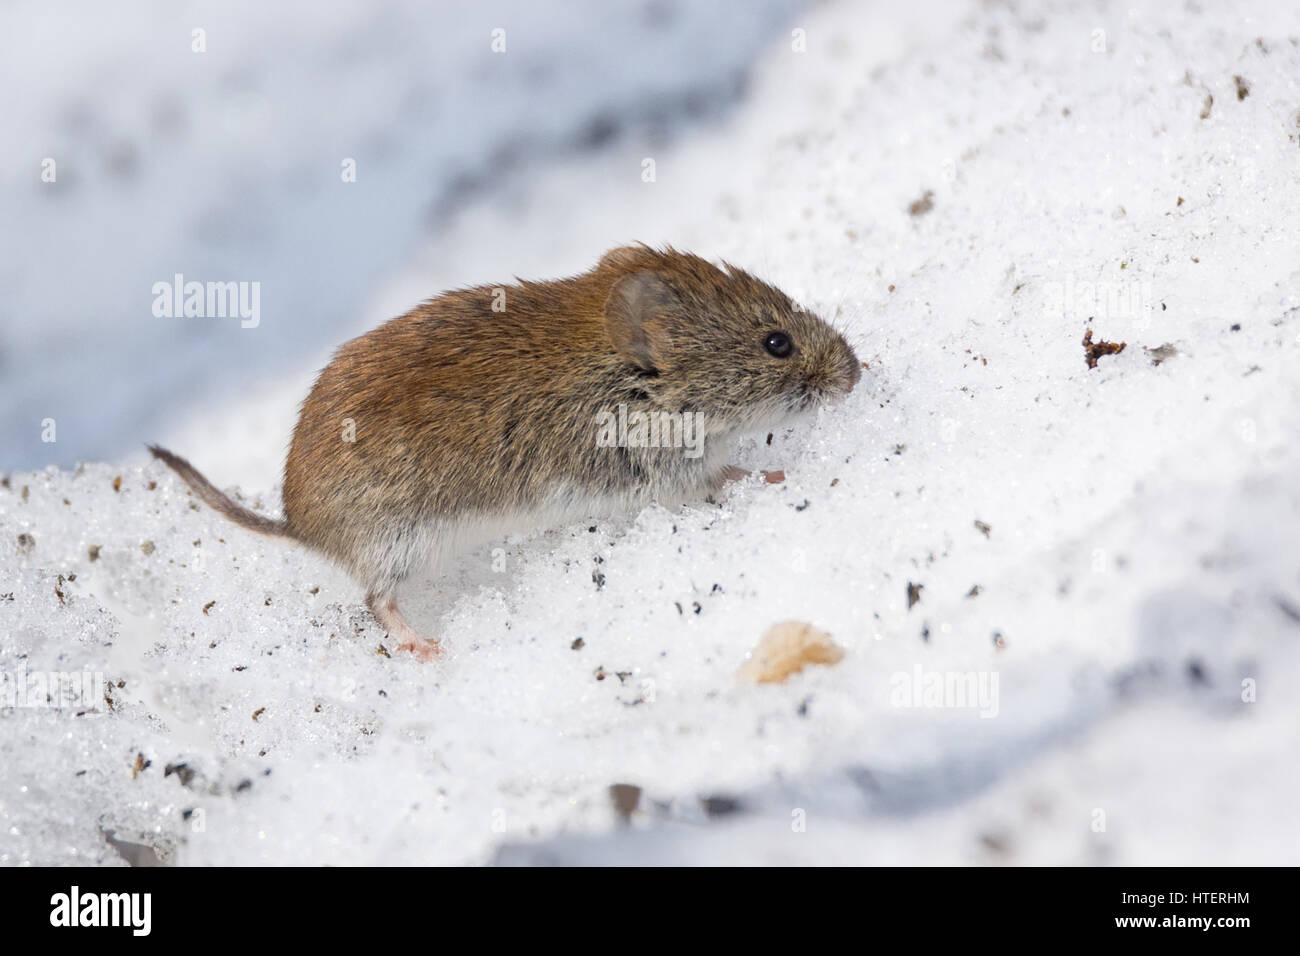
[[366, 590, 442, 661]]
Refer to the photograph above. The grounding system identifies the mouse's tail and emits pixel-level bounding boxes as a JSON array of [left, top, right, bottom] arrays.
[[146, 444, 295, 540]]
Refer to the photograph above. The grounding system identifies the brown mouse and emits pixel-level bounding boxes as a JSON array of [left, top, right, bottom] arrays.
[[149, 245, 861, 659]]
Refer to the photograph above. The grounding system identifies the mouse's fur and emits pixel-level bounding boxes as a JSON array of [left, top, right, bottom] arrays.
[[150, 245, 860, 658]]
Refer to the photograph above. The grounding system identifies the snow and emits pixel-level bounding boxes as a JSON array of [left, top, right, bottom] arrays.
[[3, 0, 1300, 866], [0, 0, 800, 472]]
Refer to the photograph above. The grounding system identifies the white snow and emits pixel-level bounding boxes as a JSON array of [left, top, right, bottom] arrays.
[[3, 0, 1300, 866]]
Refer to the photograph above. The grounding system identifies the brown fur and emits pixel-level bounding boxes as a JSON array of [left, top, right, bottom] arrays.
[[151, 246, 861, 659]]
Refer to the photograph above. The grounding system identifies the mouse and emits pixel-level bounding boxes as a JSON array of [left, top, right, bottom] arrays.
[[149, 245, 861, 660]]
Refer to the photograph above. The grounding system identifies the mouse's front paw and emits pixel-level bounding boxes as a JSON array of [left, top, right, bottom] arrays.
[[718, 464, 749, 485]]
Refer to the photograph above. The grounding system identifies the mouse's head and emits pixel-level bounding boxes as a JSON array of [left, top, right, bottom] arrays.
[[600, 246, 862, 433]]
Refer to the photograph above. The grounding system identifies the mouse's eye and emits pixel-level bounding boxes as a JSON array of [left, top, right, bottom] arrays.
[[764, 331, 793, 358]]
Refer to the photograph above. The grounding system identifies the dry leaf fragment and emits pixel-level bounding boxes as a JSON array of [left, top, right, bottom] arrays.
[[1083, 328, 1126, 369], [738, 621, 846, 684]]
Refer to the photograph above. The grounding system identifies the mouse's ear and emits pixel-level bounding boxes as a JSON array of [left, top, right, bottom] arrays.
[[604, 272, 676, 371], [598, 246, 646, 271]]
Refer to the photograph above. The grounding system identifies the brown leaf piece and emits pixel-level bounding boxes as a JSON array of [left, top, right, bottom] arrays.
[[738, 621, 846, 684], [609, 784, 642, 824], [1082, 328, 1126, 369]]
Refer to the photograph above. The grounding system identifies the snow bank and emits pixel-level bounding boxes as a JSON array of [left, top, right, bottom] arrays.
[[3, 0, 1300, 865]]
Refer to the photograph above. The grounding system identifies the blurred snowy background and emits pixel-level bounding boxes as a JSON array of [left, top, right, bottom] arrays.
[[2, 0, 1299, 865]]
